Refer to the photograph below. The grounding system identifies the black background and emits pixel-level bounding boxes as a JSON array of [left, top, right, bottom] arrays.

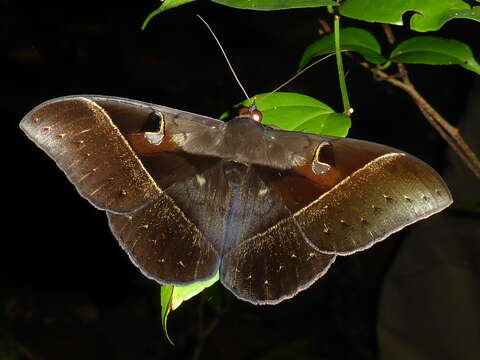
[[3, 1, 479, 359]]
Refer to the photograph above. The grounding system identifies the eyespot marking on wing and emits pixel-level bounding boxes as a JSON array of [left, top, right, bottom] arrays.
[[311, 141, 334, 175], [144, 111, 165, 146]]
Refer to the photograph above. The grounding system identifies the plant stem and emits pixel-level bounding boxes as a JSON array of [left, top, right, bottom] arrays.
[[334, 15, 351, 114]]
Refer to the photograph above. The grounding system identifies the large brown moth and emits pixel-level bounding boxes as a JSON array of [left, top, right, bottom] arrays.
[[20, 95, 452, 305]]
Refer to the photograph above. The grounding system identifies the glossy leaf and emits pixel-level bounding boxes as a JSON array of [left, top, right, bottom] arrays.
[[432, 7, 480, 30], [160, 271, 220, 344], [339, 0, 472, 32], [299, 27, 386, 69], [211, 0, 336, 11], [224, 92, 351, 137], [142, 0, 197, 29], [171, 271, 220, 310], [160, 286, 174, 345], [390, 36, 480, 75]]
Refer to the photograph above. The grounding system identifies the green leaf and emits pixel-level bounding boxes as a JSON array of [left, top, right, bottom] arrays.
[[432, 7, 480, 30], [160, 286, 174, 345], [225, 92, 351, 137], [211, 0, 336, 11], [339, 0, 472, 32], [171, 272, 220, 309], [299, 27, 386, 69], [160, 271, 220, 344], [390, 36, 480, 75], [142, 0, 197, 29]]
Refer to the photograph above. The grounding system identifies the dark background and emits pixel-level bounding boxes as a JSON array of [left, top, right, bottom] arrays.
[[3, 1, 479, 359]]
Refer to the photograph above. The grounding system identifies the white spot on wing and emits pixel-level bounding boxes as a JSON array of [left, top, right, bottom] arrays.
[[196, 174, 206, 187], [76, 128, 92, 136], [291, 153, 307, 166], [258, 187, 269, 197], [171, 133, 187, 146], [145, 133, 164, 146]]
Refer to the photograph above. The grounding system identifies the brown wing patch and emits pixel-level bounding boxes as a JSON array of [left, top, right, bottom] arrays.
[[221, 215, 335, 305], [20, 97, 160, 212], [295, 153, 452, 254], [108, 193, 220, 285]]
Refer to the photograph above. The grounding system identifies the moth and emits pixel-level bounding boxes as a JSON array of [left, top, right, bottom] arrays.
[[20, 95, 452, 305]]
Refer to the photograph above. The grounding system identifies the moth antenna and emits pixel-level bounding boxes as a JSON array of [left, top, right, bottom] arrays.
[[197, 15, 251, 103], [257, 52, 338, 105]]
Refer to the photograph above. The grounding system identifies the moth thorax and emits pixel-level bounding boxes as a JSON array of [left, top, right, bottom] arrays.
[[222, 161, 248, 186], [224, 117, 265, 154]]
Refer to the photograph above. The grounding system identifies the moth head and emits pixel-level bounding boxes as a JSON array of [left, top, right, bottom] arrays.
[[237, 103, 263, 123]]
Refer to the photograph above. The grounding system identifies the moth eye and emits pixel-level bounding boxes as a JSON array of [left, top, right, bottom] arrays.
[[251, 109, 263, 123], [237, 107, 263, 123]]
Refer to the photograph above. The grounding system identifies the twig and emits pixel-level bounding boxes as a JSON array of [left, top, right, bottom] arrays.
[[373, 24, 480, 178], [318, 18, 332, 35], [381, 24, 396, 45], [361, 62, 480, 178], [381, 25, 411, 85]]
